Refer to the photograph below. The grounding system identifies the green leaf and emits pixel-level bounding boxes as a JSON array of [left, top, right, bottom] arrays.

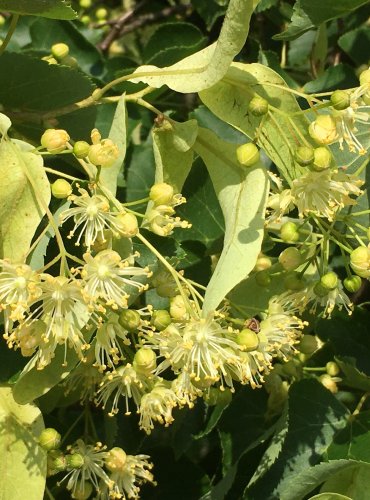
[[327, 410, 370, 462], [310, 494, 352, 500], [0, 385, 46, 500], [335, 357, 370, 392], [273, 2, 314, 41], [0, 0, 76, 19], [199, 62, 308, 184], [300, 0, 369, 26], [246, 379, 349, 499], [303, 64, 358, 93], [194, 127, 269, 314], [338, 27, 370, 65], [192, 0, 227, 29], [129, 0, 260, 93], [0, 133, 51, 261], [319, 464, 370, 499]]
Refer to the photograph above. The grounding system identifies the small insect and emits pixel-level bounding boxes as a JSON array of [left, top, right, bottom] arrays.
[[244, 317, 261, 333]]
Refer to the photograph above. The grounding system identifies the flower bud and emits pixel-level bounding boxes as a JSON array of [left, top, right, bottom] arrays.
[[39, 428, 61, 451], [236, 328, 259, 351], [170, 295, 188, 320], [151, 309, 171, 331], [91, 128, 101, 144], [81, 15, 91, 25], [47, 450, 66, 476], [73, 141, 90, 159], [79, 0, 92, 8], [115, 212, 138, 238], [105, 447, 127, 472], [320, 272, 338, 291], [312, 147, 332, 171], [95, 7, 108, 20], [248, 95, 269, 116], [66, 453, 84, 469], [0, 15, 5, 27], [51, 179, 72, 199], [71, 480, 93, 500], [254, 255, 272, 272], [350, 246, 370, 278], [297, 335, 318, 355], [359, 68, 370, 86], [88, 139, 119, 168], [309, 115, 338, 145], [330, 90, 350, 110], [118, 309, 141, 332], [279, 247, 302, 271], [280, 221, 299, 243], [152, 269, 178, 297], [295, 146, 314, 166], [284, 272, 305, 291], [319, 374, 338, 394], [255, 270, 271, 287], [326, 361, 340, 377], [149, 183, 174, 206], [313, 281, 329, 298], [41, 128, 70, 153], [236, 143, 260, 167], [51, 43, 69, 61], [343, 275, 362, 293], [133, 347, 157, 374]]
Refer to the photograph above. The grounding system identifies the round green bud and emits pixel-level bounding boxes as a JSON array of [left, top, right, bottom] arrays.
[[320, 271, 338, 291], [297, 335, 318, 355], [41, 128, 70, 153], [47, 450, 66, 476], [248, 95, 269, 116], [66, 452, 84, 469], [81, 15, 91, 25], [115, 212, 138, 238], [73, 140, 90, 159], [79, 0, 92, 8], [359, 68, 370, 86], [330, 90, 350, 110], [284, 272, 305, 291], [350, 246, 370, 278], [280, 221, 299, 243], [312, 147, 332, 171], [254, 255, 272, 272], [278, 247, 302, 271], [51, 43, 69, 61], [170, 295, 188, 320], [133, 347, 157, 374], [236, 328, 259, 351], [149, 182, 174, 206], [152, 269, 178, 297], [0, 15, 6, 27], [39, 428, 61, 451], [236, 143, 260, 167], [319, 374, 338, 394], [151, 309, 171, 331], [343, 275, 362, 293], [295, 146, 314, 166], [51, 178, 72, 199], [71, 480, 93, 500], [309, 115, 338, 145], [313, 281, 329, 298], [95, 7, 108, 20], [118, 309, 141, 332], [105, 447, 127, 472], [326, 361, 340, 377], [255, 270, 271, 287]]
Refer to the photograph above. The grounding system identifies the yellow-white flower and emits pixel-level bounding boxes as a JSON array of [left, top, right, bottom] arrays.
[[138, 382, 178, 434]]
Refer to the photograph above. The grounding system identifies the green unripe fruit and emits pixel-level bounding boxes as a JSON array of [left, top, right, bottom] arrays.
[[71, 480, 93, 500], [295, 146, 314, 166], [133, 347, 156, 374], [51, 43, 69, 61], [236, 328, 259, 351], [105, 447, 127, 472], [39, 428, 61, 451], [313, 281, 329, 298], [118, 309, 141, 332], [95, 7, 108, 20], [319, 374, 338, 394], [47, 450, 66, 476], [312, 147, 332, 171], [51, 179, 72, 199], [298, 335, 318, 355], [326, 361, 340, 377], [73, 140, 90, 159], [149, 183, 174, 206], [236, 143, 260, 167], [255, 270, 271, 287], [151, 310, 171, 331], [66, 452, 84, 469], [350, 246, 370, 278], [320, 271, 338, 291], [309, 114, 338, 145], [278, 247, 302, 271], [248, 95, 269, 116], [116, 212, 138, 238], [359, 68, 370, 86], [284, 272, 305, 291], [280, 221, 299, 243], [330, 90, 350, 110], [343, 275, 362, 293], [79, 0, 92, 8]]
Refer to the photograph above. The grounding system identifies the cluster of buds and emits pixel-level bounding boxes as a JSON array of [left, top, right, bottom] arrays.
[[42, 43, 78, 68]]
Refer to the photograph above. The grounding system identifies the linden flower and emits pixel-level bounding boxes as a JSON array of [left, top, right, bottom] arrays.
[[171, 371, 203, 408], [81, 250, 150, 309], [145, 205, 191, 237], [94, 314, 131, 371], [291, 169, 363, 220], [60, 188, 123, 251], [138, 382, 178, 434], [266, 189, 294, 221], [102, 448, 155, 500], [64, 359, 103, 403], [95, 363, 152, 416], [88, 139, 119, 168]]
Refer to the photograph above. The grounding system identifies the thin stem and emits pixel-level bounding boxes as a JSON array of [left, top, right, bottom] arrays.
[[45, 486, 56, 500], [351, 392, 370, 419], [44, 167, 83, 182], [354, 155, 370, 177], [0, 14, 20, 56], [61, 409, 85, 445], [123, 197, 150, 207]]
